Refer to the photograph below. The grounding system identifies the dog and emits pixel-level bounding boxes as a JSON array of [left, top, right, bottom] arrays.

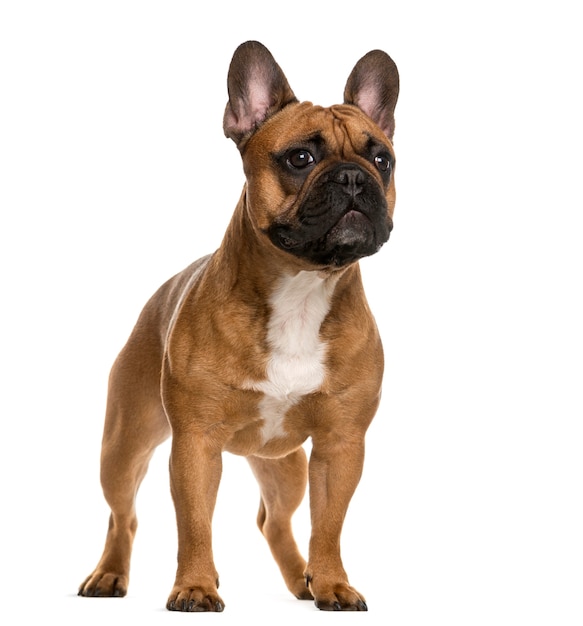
[[78, 40, 399, 612]]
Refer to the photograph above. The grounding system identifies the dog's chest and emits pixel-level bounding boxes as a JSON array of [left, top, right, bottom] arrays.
[[246, 271, 337, 443]]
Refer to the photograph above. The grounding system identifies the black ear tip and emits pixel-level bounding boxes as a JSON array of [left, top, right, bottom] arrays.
[[350, 49, 399, 86], [236, 40, 267, 50], [230, 40, 275, 66]]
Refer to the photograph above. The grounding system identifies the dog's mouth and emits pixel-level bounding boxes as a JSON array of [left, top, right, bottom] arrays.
[[269, 206, 391, 267], [268, 165, 392, 267], [327, 209, 373, 245]]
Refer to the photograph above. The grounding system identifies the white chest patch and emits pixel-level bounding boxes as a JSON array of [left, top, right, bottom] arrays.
[[247, 271, 338, 444]]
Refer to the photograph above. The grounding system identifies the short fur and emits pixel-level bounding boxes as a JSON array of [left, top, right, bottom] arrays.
[[79, 40, 399, 612]]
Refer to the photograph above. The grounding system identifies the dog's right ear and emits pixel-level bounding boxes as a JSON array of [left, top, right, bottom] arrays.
[[344, 50, 400, 142], [223, 41, 298, 149]]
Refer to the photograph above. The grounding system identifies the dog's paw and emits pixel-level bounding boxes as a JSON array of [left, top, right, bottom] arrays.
[[78, 571, 128, 598], [307, 578, 367, 611], [295, 588, 315, 601], [166, 586, 225, 612], [292, 576, 314, 600]]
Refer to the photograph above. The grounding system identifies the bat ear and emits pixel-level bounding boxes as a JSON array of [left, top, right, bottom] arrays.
[[223, 41, 298, 149], [344, 50, 400, 141]]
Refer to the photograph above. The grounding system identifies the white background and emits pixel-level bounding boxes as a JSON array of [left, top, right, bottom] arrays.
[[1, 1, 581, 624]]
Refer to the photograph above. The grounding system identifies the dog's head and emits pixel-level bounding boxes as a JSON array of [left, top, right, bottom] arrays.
[[223, 41, 399, 269]]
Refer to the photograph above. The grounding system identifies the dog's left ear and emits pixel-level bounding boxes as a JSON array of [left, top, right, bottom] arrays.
[[344, 50, 400, 141], [224, 41, 298, 149]]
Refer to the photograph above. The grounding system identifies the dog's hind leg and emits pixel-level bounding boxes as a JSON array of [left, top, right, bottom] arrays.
[[247, 448, 313, 600], [79, 338, 170, 598]]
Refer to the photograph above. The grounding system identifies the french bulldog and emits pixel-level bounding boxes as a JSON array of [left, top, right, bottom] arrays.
[[79, 40, 399, 612]]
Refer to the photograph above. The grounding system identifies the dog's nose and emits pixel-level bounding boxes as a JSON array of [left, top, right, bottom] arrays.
[[334, 166, 365, 197]]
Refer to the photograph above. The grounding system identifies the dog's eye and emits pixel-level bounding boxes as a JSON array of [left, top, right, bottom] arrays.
[[287, 149, 315, 169], [374, 154, 391, 172]]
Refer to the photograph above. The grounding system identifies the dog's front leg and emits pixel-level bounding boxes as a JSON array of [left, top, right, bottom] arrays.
[[305, 434, 369, 611], [166, 424, 225, 612]]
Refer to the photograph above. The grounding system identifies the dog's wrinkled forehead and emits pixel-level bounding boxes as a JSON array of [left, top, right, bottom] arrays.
[[247, 101, 392, 160]]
